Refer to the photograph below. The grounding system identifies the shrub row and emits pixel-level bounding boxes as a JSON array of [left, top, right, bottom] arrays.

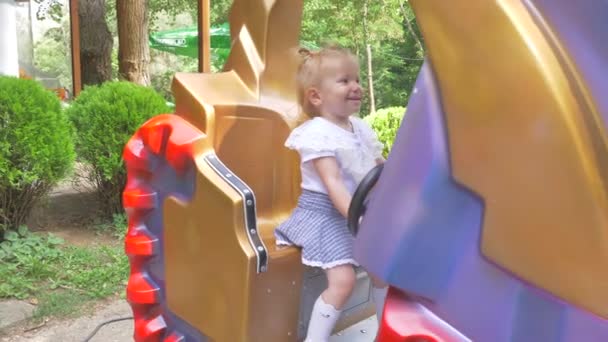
[[0, 78, 168, 236], [363, 106, 405, 158], [67, 82, 169, 215]]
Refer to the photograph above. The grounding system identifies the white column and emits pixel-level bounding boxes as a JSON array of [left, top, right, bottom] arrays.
[[0, 0, 19, 77]]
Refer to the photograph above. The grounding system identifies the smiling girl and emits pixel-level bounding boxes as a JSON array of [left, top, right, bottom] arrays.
[[274, 46, 387, 342]]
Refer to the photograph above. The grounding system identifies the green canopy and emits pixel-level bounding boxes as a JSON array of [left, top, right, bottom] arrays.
[[149, 23, 231, 63], [150, 22, 318, 67]]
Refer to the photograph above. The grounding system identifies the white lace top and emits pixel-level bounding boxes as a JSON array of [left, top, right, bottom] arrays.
[[285, 116, 384, 194]]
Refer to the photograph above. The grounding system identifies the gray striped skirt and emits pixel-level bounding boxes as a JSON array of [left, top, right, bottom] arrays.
[[274, 190, 359, 269]]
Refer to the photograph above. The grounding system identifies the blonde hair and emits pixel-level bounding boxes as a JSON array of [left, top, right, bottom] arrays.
[[296, 45, 359, 117]]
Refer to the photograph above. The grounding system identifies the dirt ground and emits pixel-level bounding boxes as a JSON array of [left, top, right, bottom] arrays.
[[25, 170, 116, 247]]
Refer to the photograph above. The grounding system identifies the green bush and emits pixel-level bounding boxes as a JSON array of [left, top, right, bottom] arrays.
[[363, 106, 406, 157], [66, 81, 170, 217], [0, 76, 75, 235]]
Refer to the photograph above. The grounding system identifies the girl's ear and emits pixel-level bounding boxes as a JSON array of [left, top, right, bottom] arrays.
[[307, 88, 322, 107]]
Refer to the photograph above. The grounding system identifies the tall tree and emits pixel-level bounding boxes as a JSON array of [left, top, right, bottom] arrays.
[[79, 0, 113, 85], [116, 0, 150, 85], [362, 0, 375, 113]]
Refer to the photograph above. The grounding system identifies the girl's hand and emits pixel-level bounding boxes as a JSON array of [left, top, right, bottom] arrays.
[[312, 157, 352, 218]]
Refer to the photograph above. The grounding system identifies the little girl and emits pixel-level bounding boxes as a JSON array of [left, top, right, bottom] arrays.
[[275, 46, 388, 341]]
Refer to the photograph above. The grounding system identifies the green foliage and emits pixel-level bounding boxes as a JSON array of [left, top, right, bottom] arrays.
[[0, 226, 129, 318], [33, 23, 74, 90], [150, 50, 198, 102], [66, 81, 170, 217], [111, 213, 128, 239], [148, 0, 198, 27], [33, 0, 65, 22], [95, 213, 128, 240], [0, 76, 75, 234], [0, 226, 63, 264], [106, 0, 232, 29], [150, 68, 177, 102], [149, 0, 232, 27], [0, 227, 64, 298], [363, 106, 406, 157]]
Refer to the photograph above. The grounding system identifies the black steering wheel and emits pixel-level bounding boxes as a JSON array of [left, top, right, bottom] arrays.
[[347, 163, 384, 236]]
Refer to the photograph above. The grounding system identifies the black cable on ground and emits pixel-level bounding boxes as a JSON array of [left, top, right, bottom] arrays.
[[82, 316, 133, 342]]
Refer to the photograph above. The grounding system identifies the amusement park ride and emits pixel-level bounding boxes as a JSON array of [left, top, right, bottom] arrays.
[[121, 0, 608, 341]]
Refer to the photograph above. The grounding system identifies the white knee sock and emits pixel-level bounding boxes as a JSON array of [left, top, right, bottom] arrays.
[[304, 295, 342, 342], [372, 286, 388, 324]]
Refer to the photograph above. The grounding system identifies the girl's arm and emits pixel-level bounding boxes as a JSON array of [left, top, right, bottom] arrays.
[[312, 156, 352, 218]]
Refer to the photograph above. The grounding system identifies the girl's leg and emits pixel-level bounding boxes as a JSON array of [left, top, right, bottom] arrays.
[[305, 264, 356, 342], [370, 274, 388, 324]]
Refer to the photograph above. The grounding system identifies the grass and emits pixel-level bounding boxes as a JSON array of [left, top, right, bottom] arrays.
[[0, 224, 129, 320], [33, 291, 91, 320]]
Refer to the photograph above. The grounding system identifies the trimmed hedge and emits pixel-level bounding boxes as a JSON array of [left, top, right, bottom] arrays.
[[0, 76, 75, 235], [66, 81, 170, 217], [363, 106, 405, 157]]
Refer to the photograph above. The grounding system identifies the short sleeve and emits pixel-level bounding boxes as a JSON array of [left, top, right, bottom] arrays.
[[285, 119, 338, 162], [354, 118, 384, 159]]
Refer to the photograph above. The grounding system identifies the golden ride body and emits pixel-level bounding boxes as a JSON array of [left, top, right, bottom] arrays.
[[123, 1, 374, 341]]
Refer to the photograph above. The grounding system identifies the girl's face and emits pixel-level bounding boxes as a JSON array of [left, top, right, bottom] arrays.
[[309, 57, 362, 120]]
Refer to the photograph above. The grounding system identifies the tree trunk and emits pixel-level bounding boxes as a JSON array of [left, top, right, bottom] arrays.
[[79, 0, 113, 86], [363, 0, 375, 113], [365, 43, 375, 113], [116, 0, 150, 86], [399, 0, 424, 53]]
